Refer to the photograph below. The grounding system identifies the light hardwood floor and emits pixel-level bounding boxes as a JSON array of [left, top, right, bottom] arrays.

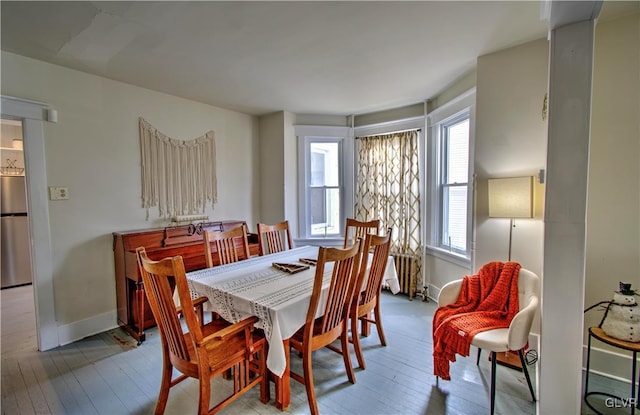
[[0, 284, 622, 414]]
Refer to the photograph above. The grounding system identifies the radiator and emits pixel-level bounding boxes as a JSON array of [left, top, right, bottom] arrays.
[[392, 253, 419, 300]]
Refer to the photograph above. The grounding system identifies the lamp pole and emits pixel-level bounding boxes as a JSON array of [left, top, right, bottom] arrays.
[[508, 218, 515, 261]]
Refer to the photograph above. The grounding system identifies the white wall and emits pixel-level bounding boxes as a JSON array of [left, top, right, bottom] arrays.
[[583, 10, 640, 376], [283, 110, 298, 237], [354, 103, 423, 127], [415, 11, 639, 409], [258, 112, 352, 242], [470, 38, 548, 355], [422, 76, 477, 296], [424, 255, 470, 300], [258, 111, 286, 228], [431, 69, 476, 112], [294, 114, 348, 127], [1, 51, 259, 343], [474, 38, 548, 280], [426, 40, 548, 298]]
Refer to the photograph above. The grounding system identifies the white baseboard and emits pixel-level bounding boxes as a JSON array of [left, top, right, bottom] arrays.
[[428, 283, 440, 303], [57, 310, 118, 346]]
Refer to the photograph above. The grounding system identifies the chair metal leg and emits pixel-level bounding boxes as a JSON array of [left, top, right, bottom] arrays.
[[585, 332, 593, 397], [477, 348, 482, 365], [490, 351, 497, 415], [633, 350, 637, 415], [518, 349, 536, 401]]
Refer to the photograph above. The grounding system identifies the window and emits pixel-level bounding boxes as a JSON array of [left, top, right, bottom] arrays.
[[296, 126, 353, 241], [439, 115, 469, 253], [309, 142, 340, 236], [427, 88, 475, 262]]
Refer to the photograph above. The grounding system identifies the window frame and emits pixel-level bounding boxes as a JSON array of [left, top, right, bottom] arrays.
[[426, 88, 475, 267], [439, 113, 470, 254], [296, 125, 353, 243]]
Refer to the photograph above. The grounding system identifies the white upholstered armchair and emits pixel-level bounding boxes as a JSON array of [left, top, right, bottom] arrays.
[[437, 268, 539, 415]]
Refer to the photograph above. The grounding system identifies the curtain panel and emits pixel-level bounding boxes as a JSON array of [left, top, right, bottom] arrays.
[[354, 130, 421, 259]]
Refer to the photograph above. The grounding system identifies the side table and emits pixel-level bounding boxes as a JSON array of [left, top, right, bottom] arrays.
[[584, 326, 640, 414]]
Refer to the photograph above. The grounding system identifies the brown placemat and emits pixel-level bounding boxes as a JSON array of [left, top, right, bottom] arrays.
[[272, 262, 310, 274]]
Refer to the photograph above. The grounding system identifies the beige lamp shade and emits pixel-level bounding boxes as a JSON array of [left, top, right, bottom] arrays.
[[488, 176, 533, 218]]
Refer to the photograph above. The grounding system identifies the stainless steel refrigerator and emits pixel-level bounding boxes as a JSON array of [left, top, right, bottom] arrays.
[[1, 175, 33, 288]]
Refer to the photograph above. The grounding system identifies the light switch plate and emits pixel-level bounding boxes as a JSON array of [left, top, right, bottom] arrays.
[[49, 186, 69, 200]]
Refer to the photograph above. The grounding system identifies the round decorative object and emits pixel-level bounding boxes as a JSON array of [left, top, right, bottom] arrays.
[[602, 291, 640, 343]]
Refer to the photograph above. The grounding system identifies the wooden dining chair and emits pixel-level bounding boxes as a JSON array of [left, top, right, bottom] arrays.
[[350, 228, 392, 369], [136, 247, 269, 415], [203, 225, 251, 267], [289, 241, 363, 415], [256, 220, 293, 255], [343, 218, 380, 248]]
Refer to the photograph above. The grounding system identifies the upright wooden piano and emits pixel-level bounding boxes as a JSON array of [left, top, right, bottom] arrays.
[[113, 220, 259, 343]]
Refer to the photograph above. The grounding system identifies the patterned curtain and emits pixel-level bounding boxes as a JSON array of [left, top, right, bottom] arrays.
[[354, 130, 421, 260]]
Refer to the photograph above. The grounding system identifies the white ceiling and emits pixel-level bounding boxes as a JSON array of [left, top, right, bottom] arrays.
[[0, 1, 634, 117]]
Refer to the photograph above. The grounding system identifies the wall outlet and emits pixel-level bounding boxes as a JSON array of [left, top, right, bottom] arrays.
[[49, 186, 69, 200]]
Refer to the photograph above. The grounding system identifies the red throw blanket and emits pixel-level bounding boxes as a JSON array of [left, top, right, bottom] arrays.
[[432, 261, 521, 380]]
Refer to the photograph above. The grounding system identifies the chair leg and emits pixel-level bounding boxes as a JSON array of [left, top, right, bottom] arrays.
[[341, 324, 357, 383], [302, 349, 319, 415], [373, 299, 387, 346], [155, 350, 173, 415], [198, 365, 212, 415], [490, 351, 497, 415], [352, 312, 366, 369], [477, 348, 482, 365], [518, 350, 536, 401], [260, 348, 270, 404]]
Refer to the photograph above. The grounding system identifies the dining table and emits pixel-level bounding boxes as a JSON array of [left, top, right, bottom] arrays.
[[185, 245, 400, 410]]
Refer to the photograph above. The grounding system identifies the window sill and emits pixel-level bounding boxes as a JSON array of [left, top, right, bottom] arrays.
[[294, 238, 344, 248], [425, 245, 471, 268]]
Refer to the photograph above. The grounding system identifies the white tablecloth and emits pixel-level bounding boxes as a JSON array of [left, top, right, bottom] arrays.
[[185, 245, 399, 377]]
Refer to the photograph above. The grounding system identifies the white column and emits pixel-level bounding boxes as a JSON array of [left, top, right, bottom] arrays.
[[539, 19, 596, 414]]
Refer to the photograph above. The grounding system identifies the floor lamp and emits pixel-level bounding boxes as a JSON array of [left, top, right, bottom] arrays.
[[488, 176, 534, 261], [487, 176, 534, 370]]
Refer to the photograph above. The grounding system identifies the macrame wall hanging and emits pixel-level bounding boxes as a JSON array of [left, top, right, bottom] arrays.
[[139, 117, 217, 219]]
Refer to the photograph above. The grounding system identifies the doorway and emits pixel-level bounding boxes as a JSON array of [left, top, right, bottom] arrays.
[[1, 95, 58, 351], [1, 118, 37, 352]]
